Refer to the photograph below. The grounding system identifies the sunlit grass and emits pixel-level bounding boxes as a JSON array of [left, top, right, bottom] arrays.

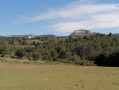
[[0, 62, 119, 90]]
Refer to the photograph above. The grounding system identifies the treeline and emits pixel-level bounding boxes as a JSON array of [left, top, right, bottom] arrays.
[[0, 33, 119, 66]]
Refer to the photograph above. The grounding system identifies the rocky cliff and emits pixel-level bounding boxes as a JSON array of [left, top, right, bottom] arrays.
[[70, 29, 95, 37]]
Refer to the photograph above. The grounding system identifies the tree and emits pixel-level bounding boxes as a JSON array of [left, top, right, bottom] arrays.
[[32, 52, 41, 60], [72, 55, 81, 64], [108, 32, 113, 37], [50, 49, 58, 61], [15, 49, 25, 59], [0, 46, 6, 57], [59, 51, 67, 59]]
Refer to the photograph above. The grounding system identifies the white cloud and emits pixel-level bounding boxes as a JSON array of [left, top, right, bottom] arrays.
[[18, 0, 119, 32], [52, 13, 119, 32]]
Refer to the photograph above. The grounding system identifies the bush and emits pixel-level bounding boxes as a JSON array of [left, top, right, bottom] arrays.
[[57, 59, 68, 63], [15, 49, 25, 59], [79, 60, 94, 66], [72, 55, 81, 64], [32, 52, 41, 60]]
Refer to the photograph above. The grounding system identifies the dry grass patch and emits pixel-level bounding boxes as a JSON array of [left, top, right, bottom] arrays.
[[0, 63, 119, 90]]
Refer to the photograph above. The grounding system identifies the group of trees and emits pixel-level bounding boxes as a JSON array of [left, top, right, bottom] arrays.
[[0, 33, 119, 66]]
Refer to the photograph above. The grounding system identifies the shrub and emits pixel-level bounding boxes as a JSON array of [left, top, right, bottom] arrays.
[[32, 52, 41, 60], [57, 59, 68, 63], [15, 49, 25, 59]]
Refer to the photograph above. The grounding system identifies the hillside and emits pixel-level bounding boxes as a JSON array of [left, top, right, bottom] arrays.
[[0, 32, 119, 66]]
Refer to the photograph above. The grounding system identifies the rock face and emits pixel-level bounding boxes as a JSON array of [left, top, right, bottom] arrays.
[[70, 29, 94, 37]]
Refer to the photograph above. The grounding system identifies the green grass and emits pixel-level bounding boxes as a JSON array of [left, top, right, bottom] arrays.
[[0, 62, 119, 90], [0, 58, 65, 65]]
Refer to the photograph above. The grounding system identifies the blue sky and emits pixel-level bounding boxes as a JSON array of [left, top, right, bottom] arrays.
[[0, 0, 119, 36]]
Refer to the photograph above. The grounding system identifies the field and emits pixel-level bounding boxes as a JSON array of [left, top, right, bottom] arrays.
[[0, 62, 119, 90]]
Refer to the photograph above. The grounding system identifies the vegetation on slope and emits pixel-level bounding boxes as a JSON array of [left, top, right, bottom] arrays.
[[0, 33, 119, 66]]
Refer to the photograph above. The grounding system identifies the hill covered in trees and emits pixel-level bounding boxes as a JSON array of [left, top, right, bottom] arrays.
[[0, 32, 119, 66]]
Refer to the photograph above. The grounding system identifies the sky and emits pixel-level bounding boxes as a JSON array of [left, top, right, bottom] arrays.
[[0, 0, 119, 36]]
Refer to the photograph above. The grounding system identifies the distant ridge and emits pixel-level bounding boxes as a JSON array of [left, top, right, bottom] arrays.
[[5, 34, 57, 39], [113, 33, 119, 36], [38, 34, 57, 38], [6, 34, 37, 39], [0, 29, 119, 38]]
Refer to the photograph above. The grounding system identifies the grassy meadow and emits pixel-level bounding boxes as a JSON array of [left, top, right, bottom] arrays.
[[0, 62, 119, 90]]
